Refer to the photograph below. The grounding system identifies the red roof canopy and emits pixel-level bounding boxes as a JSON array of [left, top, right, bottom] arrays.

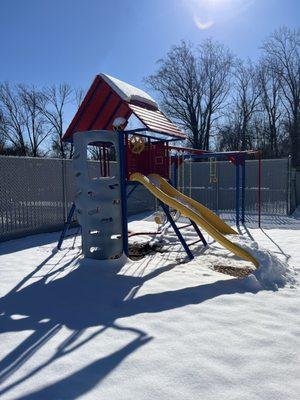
[[62, 74, 186, 142]]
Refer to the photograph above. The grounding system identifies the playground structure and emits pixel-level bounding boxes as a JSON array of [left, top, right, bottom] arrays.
[[60, 73, 260, 268]]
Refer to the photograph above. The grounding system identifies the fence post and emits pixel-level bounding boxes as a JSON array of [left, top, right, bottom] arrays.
[[62, 159, 67, 222], [235, 155, 240, 226], [241, 155, 246, 224], [258, 155, 262, 228], [287, 155, 292, 215], [216, 160, 219, 214]]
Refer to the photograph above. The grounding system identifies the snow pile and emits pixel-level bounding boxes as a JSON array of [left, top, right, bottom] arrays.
[[100, 73, 158, 108], [229, 235, 296, 290]]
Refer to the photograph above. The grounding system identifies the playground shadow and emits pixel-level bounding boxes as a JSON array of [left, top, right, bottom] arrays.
[[0, 253, 259, 399], [260, 228, 291, 263], [237, 223, 291, 263], [0, 229, 79, 256]]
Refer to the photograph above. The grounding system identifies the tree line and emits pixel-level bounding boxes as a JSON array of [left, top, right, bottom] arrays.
[[1, 26, 299, 165], [146, 27, 300, 166], [0, 83, 84, 158]]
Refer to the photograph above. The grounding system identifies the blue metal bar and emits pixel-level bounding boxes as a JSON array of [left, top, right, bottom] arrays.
[[159, 200, 194, 260], [172, 157, 178, 189], [189, 219, 207, 247], [186, 152, 250, 160], [57, 202, 76, 250], [127, 181, 140, 186], [235, 155, 240, 226], [241, 155, 246, 223], [118, 131, 129, 256], [127, 182, 139, 199]]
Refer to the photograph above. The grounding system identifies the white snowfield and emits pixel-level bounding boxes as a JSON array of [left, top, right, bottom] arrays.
[[0, 211, 299, 400]]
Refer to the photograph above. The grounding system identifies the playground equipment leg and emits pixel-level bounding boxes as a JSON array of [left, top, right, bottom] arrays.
[[173, 159, 178, 189], [189, 219, 208, 247], [119, 131, 129, 256], [127, 182, 139, 199], [159, 200, 194, 260], [57, 202, 76, 250]]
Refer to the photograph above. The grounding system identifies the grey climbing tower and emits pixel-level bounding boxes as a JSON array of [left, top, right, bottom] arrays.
[[73, 131, 123, 260]]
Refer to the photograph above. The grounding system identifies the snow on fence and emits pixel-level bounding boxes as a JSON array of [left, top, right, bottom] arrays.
[[0, 156, 291, 242]]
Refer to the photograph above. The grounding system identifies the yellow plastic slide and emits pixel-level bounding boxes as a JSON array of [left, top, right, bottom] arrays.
[[130, 172, 259, 268]]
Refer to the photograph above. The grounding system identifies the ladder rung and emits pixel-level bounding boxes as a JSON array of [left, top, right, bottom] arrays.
[[188, 239, 203, 246], [178, 223, 192, 230]]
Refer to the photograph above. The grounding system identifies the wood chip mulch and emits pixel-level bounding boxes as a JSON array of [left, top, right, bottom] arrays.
[[212, 265, 254, 279], [128, 242, 165, 260], [129, 244, 254, 280]]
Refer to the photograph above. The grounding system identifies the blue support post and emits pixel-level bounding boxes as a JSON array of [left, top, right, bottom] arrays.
[[118, 131, 129, 256], [189, 219, 207, 247], [127, 182, 139, 199], [235, 155, 240, 226], [159, 200, 194, 260], [241, 155, 246, 224], [57, 202, 76, 250], [173, 157, 178, 189]]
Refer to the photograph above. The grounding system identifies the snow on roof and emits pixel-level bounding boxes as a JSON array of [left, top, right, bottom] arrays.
[[100, 73, 158, 109]]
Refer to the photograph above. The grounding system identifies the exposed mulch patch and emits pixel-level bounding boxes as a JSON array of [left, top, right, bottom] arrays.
[[129, 244, 255, 279], [128, 242, 165, 260], [212, 265, 254, 279]]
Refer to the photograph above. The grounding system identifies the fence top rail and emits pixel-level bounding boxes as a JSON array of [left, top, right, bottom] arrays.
[[169, 146, 260, 157], [180, 157, 289, 164], [0, 155, 119, 164]]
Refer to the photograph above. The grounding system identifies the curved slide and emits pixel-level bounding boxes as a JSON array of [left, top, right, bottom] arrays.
[[130, 173, 259, 268]]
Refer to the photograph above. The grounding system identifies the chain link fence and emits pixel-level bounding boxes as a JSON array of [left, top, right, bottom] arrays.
[[0, 156, 155, 242], [177, 158, 291, 221], [0, 156, 292, 242]]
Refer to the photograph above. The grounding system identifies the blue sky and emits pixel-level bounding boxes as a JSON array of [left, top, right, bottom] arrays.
[[1, 0, 299, 99]]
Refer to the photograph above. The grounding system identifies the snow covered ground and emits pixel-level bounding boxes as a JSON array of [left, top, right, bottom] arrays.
[[0, 211, 299, 400]]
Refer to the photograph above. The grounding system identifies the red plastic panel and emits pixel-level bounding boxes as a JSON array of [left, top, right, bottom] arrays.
[[62, 77, 131, 141], [126, 140, 169, 179]]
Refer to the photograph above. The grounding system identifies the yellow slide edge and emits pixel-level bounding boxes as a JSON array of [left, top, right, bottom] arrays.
[[130, 172, 259, 269]]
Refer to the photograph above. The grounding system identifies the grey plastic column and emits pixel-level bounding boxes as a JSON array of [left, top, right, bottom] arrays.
[[73, 131, 124, 261]]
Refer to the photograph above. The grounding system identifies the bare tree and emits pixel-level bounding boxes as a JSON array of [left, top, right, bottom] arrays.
[[0, 110, 6, 154], [217, 110, 242, 151], [41, 84, 73, 158], [0, 83, 27, 155], [232, 59, 261, 150], [257, 60, 286, 157], [262, 27, 300, 166], [146, 39, 233, 150], [74, 88, 85, 108], [18, 85, 52, 157]]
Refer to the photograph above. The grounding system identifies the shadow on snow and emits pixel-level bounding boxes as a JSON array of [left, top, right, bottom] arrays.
[[0, 249, 259, 399]]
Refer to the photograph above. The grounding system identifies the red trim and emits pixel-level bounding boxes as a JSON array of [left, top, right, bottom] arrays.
[[63, 76, 102, 140]]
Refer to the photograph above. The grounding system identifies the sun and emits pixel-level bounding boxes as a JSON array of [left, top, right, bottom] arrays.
[[203, 0, 233, 8]]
